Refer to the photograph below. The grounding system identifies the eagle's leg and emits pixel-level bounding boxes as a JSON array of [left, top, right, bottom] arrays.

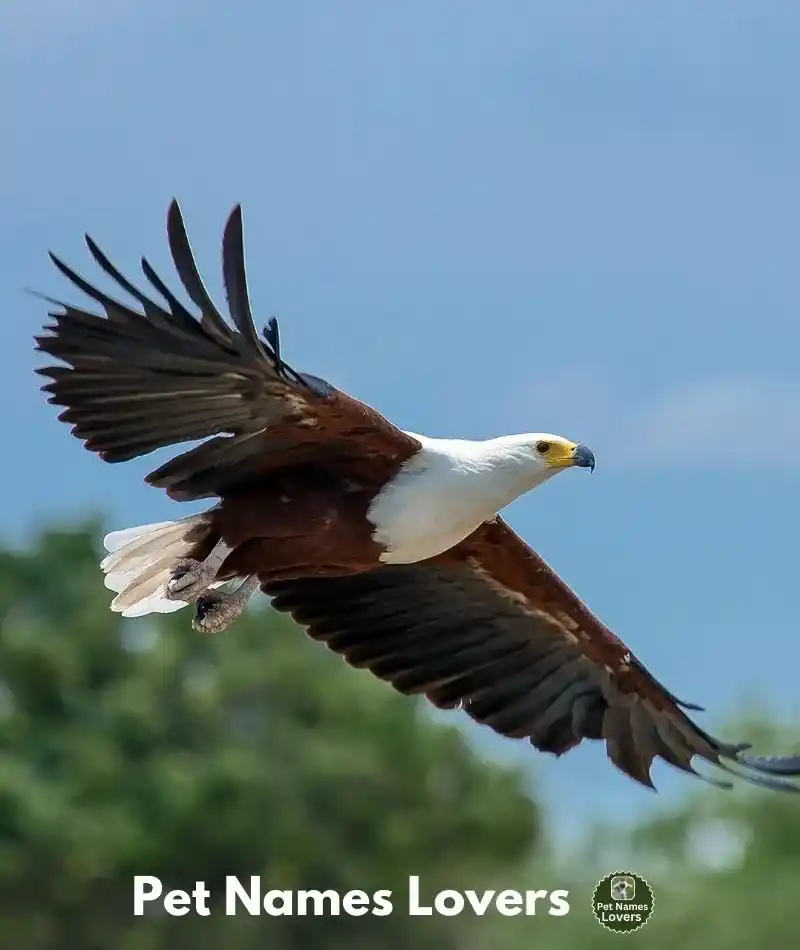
[[192, 574, 261, 634], [166, 538, 234, 602]]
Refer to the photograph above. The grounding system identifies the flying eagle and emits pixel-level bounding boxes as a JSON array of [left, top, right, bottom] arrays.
[[34, 200, 800, 794]]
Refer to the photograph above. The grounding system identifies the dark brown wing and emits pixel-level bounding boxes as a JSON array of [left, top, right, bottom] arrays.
[[264, 517, 800, 792], [35, 200, 420, 500]]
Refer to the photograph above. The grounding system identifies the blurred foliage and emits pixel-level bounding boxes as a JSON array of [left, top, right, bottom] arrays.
[[521, 747, 800, 950], [1, 523, 799, 948], [0, 523, 539, 949]]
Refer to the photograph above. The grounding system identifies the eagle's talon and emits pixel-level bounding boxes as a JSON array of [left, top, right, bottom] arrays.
[[166, 558, 216, 600], [193, 594, 221, 629], [192, 594, 242, 633], [192, 575, 260, 633]]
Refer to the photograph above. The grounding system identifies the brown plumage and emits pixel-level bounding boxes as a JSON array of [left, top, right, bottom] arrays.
[[34, 199, 800, 794]]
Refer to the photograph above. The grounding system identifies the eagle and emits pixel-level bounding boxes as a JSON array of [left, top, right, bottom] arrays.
[[34, 200, 800, 794]]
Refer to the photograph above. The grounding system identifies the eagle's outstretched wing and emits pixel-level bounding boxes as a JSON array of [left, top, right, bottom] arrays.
[[265, 517, 800, 792], [35, 200, 419, 501]]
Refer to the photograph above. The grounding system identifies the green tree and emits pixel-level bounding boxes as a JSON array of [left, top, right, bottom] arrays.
[[0, 523, 541, 950], [500, 718, 800, 950]]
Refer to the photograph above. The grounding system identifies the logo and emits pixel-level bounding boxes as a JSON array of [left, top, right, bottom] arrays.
[[592, 871, 653, 933]]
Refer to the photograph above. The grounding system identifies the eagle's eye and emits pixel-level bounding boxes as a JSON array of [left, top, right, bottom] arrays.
[[535, 441, 551, 455]]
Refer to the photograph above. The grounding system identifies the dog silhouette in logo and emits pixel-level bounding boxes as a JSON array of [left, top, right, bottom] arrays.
[[611, 876, 635, 901]]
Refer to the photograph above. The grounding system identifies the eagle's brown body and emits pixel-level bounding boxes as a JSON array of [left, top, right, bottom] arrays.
[[209, 469, 390, 580], [34, 199, 800, 794]]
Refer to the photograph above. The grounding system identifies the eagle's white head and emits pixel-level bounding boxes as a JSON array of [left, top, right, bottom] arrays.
[[474, 432, 595, 494], [371, 431, 596, 564], [513, 433, 595, 472]]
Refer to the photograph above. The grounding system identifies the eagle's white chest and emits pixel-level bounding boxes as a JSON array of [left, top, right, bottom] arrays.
[[366, 434, 552, 564]]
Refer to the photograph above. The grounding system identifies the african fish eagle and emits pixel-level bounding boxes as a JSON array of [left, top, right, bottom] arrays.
[[34, 200, 800, 793]]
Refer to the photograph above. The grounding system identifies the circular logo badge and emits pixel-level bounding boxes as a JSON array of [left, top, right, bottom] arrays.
[[592, 871, 654, 933]]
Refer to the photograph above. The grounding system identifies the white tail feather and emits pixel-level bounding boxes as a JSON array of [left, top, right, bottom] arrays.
[[101, 514, 216, 618]]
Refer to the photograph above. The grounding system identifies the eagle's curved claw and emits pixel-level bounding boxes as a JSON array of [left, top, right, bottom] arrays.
[[166, 558, 217, 601], [166, 538, 234, 602], [192, 575, 260, 633]]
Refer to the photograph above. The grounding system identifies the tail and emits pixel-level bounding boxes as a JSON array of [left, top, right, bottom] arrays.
[[101, 512, 217, 617]]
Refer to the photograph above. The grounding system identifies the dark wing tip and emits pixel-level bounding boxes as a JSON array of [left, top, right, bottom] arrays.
[[225, 203, 244, 232], [167, 197, 182, 225], [677, 699, 706, 712], [705, 748, 800, 794], [221, 205, 245, 277], [220, 200, 265, 355], [25, 286, 62, 309], [48, 250, 69, 275], [221, 204, 245, 265], [165, 199, 192, 261], [83, 233, 105, 262], [736, 753, 800, 776]]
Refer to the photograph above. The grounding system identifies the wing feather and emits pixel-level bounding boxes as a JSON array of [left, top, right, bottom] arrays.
[[264, 519, 800, 792], [35, 199, 419, 498]]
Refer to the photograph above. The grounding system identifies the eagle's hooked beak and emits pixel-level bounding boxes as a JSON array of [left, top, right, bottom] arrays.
[[571, 443, 596, 472]]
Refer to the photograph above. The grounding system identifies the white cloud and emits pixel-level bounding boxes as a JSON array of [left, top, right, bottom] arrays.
[[509, 370, 800, 470], [632, 377, 800, 466]]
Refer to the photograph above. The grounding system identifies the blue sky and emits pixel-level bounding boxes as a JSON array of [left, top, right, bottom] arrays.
[[3, 0, 800, 838]]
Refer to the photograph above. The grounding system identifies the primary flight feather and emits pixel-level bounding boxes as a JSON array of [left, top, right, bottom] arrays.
[[34, 200, 800, 793]]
